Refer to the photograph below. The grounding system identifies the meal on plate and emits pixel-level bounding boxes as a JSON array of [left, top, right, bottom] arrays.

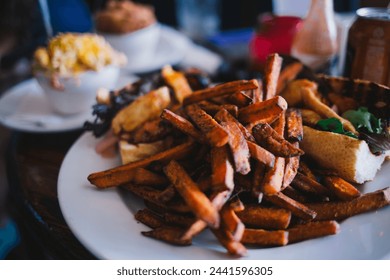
[[34, 33, 126, 78], [95, 0, 156, 34], [85, 55, 390, 257]]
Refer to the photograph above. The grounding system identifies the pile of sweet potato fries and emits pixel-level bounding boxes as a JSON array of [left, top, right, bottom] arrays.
[[87, 54, 390, 256]]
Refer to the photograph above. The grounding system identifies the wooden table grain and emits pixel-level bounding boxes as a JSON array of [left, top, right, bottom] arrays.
[[6, 130, 96, 259]]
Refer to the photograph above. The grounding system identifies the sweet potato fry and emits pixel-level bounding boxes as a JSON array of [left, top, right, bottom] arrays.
[[217, 110, 251, 175], [185, 104, 229, 147], [261, 157, 286, 194], [252, 162, 266, 201], [298, 160, 317, 180], [164, 160, 220, 228], [282, 185, 308, 203], [252, 123, 304, 157], [286, 108, 303, 142], [211, 228, 248, 256], [184, 79, 258, 105], [276, 61, 303, 95], [135, 209, 164, 229], [283, 149, 300, 188], [307, 187, 390, 221], [288, 220, 340, 243], [241, 228, 288, 247], [88, 141, 195, 188], [227, 91, 253, 107], [264, 53, 283, 100], [236, 205, 291, 230], [127, 118, 172, 144], [291, 172, 330, 198], [238, 96, 287, 125], [214, 108, 255, 142], [198, 101, 239, 118], [142, 226, 192, 246], [162, 65, 193, 104], [161, 109, 205, 142], [252, 79, 263, 103], [221, 204, 245, 241], [247, 140, 275, 167], [323, 176, 361, 201], [211, 146, 235, 192], [163, 212, 196, 228], [265, 191, 317, 220]]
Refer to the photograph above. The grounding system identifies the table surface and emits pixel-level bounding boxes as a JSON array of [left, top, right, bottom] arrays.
[[6, 130, 96, 259]]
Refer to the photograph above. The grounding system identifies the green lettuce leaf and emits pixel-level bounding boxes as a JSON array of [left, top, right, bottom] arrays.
[[342, 107, 382, 134], [316, 118, 358, 139]]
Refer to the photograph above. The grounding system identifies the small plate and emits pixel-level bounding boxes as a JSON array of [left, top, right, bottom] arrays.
[[0, 74, 137, 133], [123, 25, 191, 73]]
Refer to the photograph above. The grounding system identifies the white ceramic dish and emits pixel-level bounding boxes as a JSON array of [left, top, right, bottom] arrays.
[[58, 132, 390, 260], [103, 24, 161, 69], [35, 65, 120, 115], [113, 25, 191, 73], [0, 74, 137, 133]]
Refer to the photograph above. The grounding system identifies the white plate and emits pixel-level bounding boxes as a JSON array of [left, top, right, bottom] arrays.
[[58, 132, 390, 260], [123, 25, 191, 73], [0, 74, 137, 133]]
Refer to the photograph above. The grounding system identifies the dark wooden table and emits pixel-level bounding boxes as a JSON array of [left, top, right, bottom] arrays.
[[6, 130, 96, 259]]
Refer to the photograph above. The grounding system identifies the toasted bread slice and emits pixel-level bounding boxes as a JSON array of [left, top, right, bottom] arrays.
[[301, 126, 386, 184]]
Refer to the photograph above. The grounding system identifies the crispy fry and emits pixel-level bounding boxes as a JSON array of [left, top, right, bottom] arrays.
[[214, 108, 255, 142], [307, 187, 390, 221], [185, 104, 229, 147], [252, 123, 304, 158], [126, 118, 172, 144], [236, 205, 291, 230], [288, 220, 340, 243], [261, 157, 285, 194], [135, 209, 164, 229], [252, 162, 266, 201], [283, 149, 300, 188], [298, 160, 317, 180], [164, 160, 220, 228], [264, 53, 283, 100], [323, 176, 361, 201], [88, 141, 195, 188], [286, 108, 303, 142], [161, 65, 193, 104], [163, 212, 196, 228], [184, 79, 258, 105], [301, 87, 357, 134], [238, 96, 287, 125], [161, 109, 205, 142], [247, 140, 275, 167], [265, 191, 317, 220], [276, 62, 303, 95], [282, 185, 308, 203], [142, 226, 192, 246], [291, 172, 330, 198], [227, 91, 253, 107], [198, 101, 239, 118], [252, 79, 263, 103], [241, 228, 288, 247], [211, 146, 235, 192], [221, 205, 245, 241], [211, 228, 248, 256], [217, 110, 251, 175]]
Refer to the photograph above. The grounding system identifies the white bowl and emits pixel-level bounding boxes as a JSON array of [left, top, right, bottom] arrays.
[[35, 65, 120, 115], [102, 23, 160, 70]]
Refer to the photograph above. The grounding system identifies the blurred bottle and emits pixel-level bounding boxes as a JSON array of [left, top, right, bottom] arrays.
[[290, 0, 338, 73]]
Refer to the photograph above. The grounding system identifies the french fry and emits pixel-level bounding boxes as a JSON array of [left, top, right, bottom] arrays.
[[264, 53, 283, 100], [217, 110, 251, 175], [283, 150, 300, 188], [161, 65, 193, 104], [247, 140, 275, 168], [282, 185, 309, 203], [163, 212, 196, 228], [238, 96, 287, 125], [214, 108, 255, 142], [288, 220, 340, 243], [252, 79, 263, 103], [307, 187, 390, 221], [252, 162, 266, 201], [161, 109, 205, 142], [198, 101, 239, 118], [142, 226, 192, 246], [126, 119, 172, 144], [88, 140, 195, 188], [285, 108, 303, 142], [184, 79, 258, 105], [265, 191, 317, 220], [135, 209, 164, 229], [241, 228, 288, 247], [252, 123, 304, 158], [211, 227, 248, 256], [236, 205, 291, 230], [227, 91, 253, 107], [185, 104, 229, 147], [298, 160, 317, 180], [221, 204, 245, 241], [291, 172, 330, 198], [211, 146, 235, 192], [276, 61, 303, 95], [323, 176, 361, 201], [164, 160, 220, 228]]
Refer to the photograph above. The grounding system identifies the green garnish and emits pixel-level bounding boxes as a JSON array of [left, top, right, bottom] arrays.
[[342, 107, 383, 134], [316, 118, 358, 139]]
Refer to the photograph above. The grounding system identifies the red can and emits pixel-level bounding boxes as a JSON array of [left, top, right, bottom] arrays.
[[344, 8, 390, 86]]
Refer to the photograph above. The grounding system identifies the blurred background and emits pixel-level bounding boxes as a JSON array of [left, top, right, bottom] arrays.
[[0, 0, 389, 259]]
